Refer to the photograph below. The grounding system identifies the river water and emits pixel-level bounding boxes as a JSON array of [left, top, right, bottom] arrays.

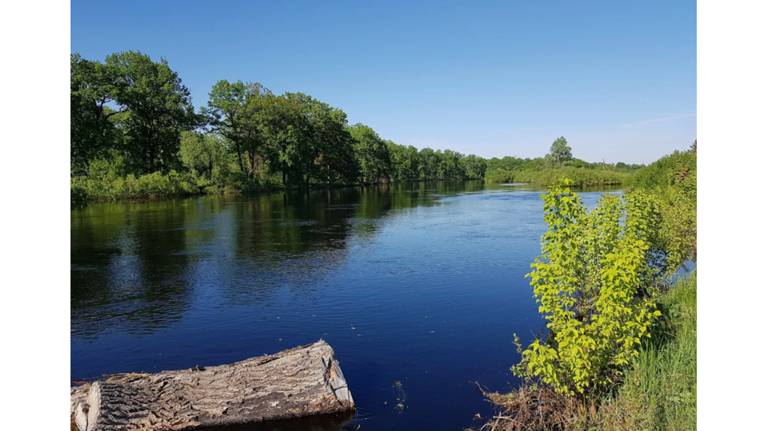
[[71, 182, 615, 430]]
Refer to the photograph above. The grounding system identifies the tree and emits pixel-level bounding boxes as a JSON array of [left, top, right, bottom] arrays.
[[292, 93, 358, 187], [179, 131, 229, 180], [70, 54, 121, 175], [546, 136, 573, 165], [418, 147, 439, 179], [348, 124, 391, 184], [261, 93, 357, 188], [436, 149, 464, 179], [105, 51, 197, 173], [388, 142, 420, 181], [204, 80, 271, 179], [461, 154, 487, 179]]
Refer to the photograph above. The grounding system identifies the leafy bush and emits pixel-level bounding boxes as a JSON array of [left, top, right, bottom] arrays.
[[71, 155, 202, 204], [513, 181, 663, 397], [630, 145, 696, 272]]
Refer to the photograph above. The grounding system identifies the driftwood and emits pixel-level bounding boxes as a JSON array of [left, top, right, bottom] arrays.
[[71, 340, 354, 431]]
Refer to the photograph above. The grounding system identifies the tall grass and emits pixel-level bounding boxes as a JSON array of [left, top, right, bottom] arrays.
[[485, 166, 630, 187], [597, 272, 696, 430]]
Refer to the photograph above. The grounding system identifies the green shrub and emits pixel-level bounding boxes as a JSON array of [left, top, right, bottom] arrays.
[[71, 157, 202, 203], [630, 145, 696, 272], [513, 180, 663, 397]]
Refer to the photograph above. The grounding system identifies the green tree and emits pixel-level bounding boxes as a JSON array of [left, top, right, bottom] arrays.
[[204, 80, 271, 179], [546, 136, 573, 165], [388, 142, 420, 181], [293, 94, 358, 187], [179, 131, 229, 181], [461, 154, 487, 179], [349, 123, 392, 184], [418, 147, 439, 179], [262, 93, 358, 188], [105, 51, 197, 173], [70, 54, 121, 175]]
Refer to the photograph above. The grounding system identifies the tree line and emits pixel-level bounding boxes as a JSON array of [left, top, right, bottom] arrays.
[[71, 51, 488, 194]]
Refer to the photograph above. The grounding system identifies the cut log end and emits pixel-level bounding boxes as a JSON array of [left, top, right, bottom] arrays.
[[71, 340, 354, 431]]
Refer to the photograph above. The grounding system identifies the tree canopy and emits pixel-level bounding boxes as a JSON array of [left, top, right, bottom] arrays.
[[71, 51, 196, 175], [547, 136, 573, 165]]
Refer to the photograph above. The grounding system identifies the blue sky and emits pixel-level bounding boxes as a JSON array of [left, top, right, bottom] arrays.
[[72, 0, 695, 164]]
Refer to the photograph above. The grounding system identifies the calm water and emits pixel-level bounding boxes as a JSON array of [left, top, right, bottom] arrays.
[[71, 182, 614, 430]]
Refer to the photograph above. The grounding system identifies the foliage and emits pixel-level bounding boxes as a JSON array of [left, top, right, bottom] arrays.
[[484, 152, 639, 187], [484, 274, 696, 431], [596, 273, 696, 430], [487, 166, 630, 187], [387, 142, 421, 181], [70, 51, 197, 175], [71, 153, 201, 205], [71, 50, 650, 204], [204, 80, 272, 179], [281, 92, 359, 187], [513, 181, 663, 397], [105, 51, 198, 173], [71, 54, 121, 175], [349, 124, 391, 184], [179, 131, 231, 183], [630, 143, 696, 273], [546, 136, 573, 165]]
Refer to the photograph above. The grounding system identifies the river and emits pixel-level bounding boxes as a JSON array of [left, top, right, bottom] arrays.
[[71, 181, 616, 430]]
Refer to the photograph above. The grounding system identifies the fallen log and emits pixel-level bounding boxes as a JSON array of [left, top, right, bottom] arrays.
[[71, 340, 354, 431]]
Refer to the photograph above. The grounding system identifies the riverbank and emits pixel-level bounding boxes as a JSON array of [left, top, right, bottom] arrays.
[[70, 173, 490, 207], [484, 166, 632, 188], [482, 272, 696, 431], [71, 167, 629, 207], [596, 271, 696, 430]]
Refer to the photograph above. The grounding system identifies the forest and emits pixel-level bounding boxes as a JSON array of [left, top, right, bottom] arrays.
[[71, 51, 637, 204]]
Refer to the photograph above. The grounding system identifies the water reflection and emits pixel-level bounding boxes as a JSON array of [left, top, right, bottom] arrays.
[[71, 182, 473, 337], [199, 412, 355, 431]]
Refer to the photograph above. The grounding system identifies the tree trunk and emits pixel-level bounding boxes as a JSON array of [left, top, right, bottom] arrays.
[[235, 141, 245, 176], [71, 340, 354, 431]]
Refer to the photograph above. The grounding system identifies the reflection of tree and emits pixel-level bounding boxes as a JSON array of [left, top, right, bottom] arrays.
[[71, 199, 199, 337], [71, 182, 486, 337]]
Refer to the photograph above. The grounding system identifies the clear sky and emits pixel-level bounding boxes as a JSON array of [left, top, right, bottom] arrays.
[[71, 0, 695, 164]]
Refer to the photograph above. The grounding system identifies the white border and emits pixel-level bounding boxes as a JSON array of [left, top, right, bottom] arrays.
[[3, 0, 768, 428], [0, 1, 71, 429], [699, 0, 768, 429]]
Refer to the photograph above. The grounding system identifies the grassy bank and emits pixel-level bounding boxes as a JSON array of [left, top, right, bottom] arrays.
[[482, 272, 696, 431], [596, 272, 696, 430]]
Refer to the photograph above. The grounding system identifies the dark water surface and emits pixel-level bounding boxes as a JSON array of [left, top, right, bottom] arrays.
[[71, 182, 614, 430]]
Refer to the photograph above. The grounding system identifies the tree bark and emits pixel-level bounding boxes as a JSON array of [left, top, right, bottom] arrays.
[[71, 340, 354, 431]]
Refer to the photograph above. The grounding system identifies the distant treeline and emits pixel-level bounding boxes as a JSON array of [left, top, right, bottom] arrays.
[[71, 51, 643, 204], [484, 137, 644, 187]]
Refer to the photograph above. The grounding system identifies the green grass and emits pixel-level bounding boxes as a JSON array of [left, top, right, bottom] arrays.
[[597, 272, 696, 430]]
